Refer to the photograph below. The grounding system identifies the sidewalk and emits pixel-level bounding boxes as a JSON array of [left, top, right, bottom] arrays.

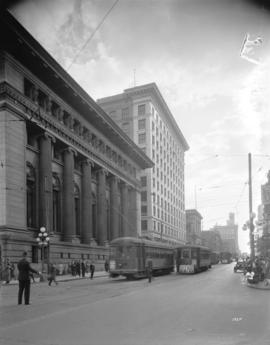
[[2, 271, 109, 286]]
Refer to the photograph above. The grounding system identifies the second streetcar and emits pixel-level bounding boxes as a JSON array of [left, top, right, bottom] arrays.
[[175, 245, 211, 274]]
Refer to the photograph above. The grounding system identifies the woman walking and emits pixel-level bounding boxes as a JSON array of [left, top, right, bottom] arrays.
[[48, 263, 58, 286]]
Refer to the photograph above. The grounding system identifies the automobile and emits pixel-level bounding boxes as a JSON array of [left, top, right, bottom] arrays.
[[233, 260, 246, 273]]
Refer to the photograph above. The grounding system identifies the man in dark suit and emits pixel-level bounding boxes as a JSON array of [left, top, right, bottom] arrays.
[[89, 262, 95, 279], [17, 251, 40, 305], [146, 260, 153, 283]]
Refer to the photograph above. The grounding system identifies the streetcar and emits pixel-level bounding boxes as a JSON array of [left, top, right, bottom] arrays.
[[210, 251, 220, 265], [220, 251, 232, 264], [175, 245, 211, 274], [109, 237, 174, 279]]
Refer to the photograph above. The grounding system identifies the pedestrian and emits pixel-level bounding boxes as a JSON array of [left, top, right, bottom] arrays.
[[71, 261, 76, 276], [104, 260, 109, 273], [48, 263, 58, 286], [76, 261, 81, 277], [89, 262, 95, 279], [4, 258, 11, 284], [81, 260, 86, 278], [146, 260, 153, 283], [10, 262, 15, 280], [17, 251, 40, 305], [264, 257, 270, 279], [86, 261, 90, 274]]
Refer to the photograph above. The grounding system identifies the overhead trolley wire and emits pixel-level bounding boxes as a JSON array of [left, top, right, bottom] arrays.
[[66, 0, 120, 71]]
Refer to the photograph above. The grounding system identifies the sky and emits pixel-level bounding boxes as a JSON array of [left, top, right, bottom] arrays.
[[7, 0, 270, 252]]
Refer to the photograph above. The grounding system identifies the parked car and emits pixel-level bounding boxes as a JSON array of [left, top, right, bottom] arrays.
[[234, 260, 246, 273]]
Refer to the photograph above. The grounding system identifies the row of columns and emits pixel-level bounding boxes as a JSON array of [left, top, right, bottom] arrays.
[[38, 132, 139, 246]]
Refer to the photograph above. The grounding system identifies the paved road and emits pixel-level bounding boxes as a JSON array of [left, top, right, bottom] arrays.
[[1, 263, 270, 345]]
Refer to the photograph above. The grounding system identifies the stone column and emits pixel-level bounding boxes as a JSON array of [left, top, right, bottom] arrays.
[[135, 188, 141, 237], [97, 169, 107, 245], [110, 176, 119, 240], [121, 182, 129, 237], [63, 147, 75, 242], [39, 132, 53, 233], [81, 159, 92, 244], [128, 187, 138, 237]]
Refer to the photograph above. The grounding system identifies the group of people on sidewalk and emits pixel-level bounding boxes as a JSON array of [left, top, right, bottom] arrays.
[[243, 256, 270, 285], [0, 258, 15, 284], [1, 251, 107, 305], [70, 260, 95, 279]]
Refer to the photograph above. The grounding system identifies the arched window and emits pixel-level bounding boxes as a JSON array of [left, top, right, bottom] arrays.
[[26, 163, 36, 228], [74, 184, 80, 236], [52, 174, 61, 233]]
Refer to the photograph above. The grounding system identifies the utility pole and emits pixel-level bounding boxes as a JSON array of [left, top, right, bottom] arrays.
[[248, 153, 255, 259]]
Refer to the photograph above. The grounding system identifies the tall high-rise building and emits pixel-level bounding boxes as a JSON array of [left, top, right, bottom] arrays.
[[201, 230, 222, 254], [186, 209, 203, 245], [97, 83, 189, 245]]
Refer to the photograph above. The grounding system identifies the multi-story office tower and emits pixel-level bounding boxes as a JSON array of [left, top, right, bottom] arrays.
[[201, 230, 222, 254], [186, 209, 203, 245], [98, 83, 189, 245]]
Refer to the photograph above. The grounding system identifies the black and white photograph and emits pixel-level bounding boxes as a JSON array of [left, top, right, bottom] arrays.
[[1, 0, 270, 344]]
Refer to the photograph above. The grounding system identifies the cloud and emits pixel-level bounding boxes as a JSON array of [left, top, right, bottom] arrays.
[[234, 56, 270, 153], [68, 43, 123, 98]]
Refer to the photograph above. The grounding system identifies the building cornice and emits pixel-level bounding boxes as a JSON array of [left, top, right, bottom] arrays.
[[124, 83, 189, 151], [0, 82, 141, 189]]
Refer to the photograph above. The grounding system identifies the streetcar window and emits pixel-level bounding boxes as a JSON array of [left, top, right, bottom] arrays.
[[110, 245, 137, 258]]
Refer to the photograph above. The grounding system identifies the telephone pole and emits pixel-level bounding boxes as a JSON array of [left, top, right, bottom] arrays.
[[248, 153, 255, 259]]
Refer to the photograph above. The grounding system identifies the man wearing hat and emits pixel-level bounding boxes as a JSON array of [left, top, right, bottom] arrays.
[[17, 251, 40, 305]]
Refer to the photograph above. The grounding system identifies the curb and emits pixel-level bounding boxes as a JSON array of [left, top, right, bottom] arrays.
[[1, 272, 109, 286]]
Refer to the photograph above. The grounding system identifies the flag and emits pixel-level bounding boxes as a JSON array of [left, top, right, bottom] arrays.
[[240, 33, 263, 65]]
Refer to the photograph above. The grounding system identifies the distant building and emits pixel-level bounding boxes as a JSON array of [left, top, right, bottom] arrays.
[[201, 230, 222, 254], [211, 213, 239, 256], [185, 209, 203, 245], [97, 83, 189, 244], [257, 171, 270, 256]]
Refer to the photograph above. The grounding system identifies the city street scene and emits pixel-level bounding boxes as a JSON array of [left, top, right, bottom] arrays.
[[1, 265, 270, 345], [1, 0, 270, 344]]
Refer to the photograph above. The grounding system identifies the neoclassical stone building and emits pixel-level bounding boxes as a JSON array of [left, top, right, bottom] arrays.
[[0, 11, 153, 269]]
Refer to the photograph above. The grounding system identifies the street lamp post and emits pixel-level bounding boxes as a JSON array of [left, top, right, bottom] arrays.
[[249, 213, 255, 259], [243, 214, 256, 259], [36, 226, 50, 274]]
